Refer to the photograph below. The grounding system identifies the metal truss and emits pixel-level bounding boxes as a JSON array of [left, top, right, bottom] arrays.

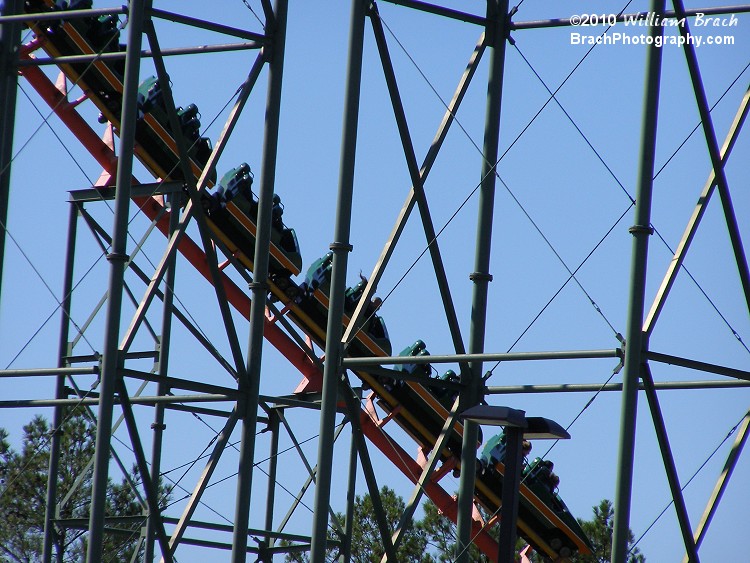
[[1, 0, 748, 562]]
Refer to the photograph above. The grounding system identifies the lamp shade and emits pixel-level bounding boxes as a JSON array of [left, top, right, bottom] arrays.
[[459, 405, 527, 428], [459, 406, 571, 440], [524, 416, 570, 440]]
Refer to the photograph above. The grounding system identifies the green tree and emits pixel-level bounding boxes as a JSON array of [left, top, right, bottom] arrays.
[[0, 410, 158, 562], [571, 499, 645, 563], [279, 489, 646, 562], [284, 486, 436, 562], [420, 500, 542, 563], [420, 497, 646, 562]]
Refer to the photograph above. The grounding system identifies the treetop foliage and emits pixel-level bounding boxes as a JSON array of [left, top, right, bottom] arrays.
[[283, 487, 645, 563], [0, 410, 154, 562]]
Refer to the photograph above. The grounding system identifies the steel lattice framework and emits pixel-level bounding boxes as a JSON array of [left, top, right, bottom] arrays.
[[1, 1, 748, 562]]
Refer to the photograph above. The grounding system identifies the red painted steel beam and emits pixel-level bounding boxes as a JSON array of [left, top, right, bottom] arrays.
[[19, 58, 321, 382], [359, 409, 500, 560], [19, 57, 500, 561]]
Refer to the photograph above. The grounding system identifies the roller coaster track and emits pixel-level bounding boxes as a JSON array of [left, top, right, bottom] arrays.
[[16, 2, 592, 560]]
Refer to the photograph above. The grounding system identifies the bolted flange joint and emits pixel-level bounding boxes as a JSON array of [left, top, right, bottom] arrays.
[[329, 241, 353, 252], [106, 252, 129, 263], [469, 272, 493, 282], [628, 224, 654, 235]]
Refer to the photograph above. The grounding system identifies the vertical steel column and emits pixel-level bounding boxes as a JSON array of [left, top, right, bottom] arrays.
[[497, 427, 524, 563], [309, 0, 366, 560], [231, 0, 288, 560], [455, 1, 509, 560], [86, 1, 147, 559], [340, 429, 358, 563], [145, 193, 181, 562], [0, 0, 23, 303], [262, 410, 281, 561], [42, 202, 79, 563], [611, 0, 665, 558]]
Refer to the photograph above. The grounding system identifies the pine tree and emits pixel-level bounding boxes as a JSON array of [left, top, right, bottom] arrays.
[[572, 499, 645, 563], [0, 410, 158, 562], [283, 486, 436, 562]]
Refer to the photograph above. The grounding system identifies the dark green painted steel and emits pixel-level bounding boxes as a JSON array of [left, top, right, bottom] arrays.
[[671, 0, 750, 320], [341, 429, 359, 562], [116, 381, 174, 562], [456, 0, 509, 559], [262, 411, 281, 561], [642, 366, 699, 561], [86, 1, 147, 559], [498, 427, 524, 563], [688, 410, 750, 558], [310, 0, 367, 560], [42, 202, 79, 562], [611, 0, 665, 558], [368, 4, 469, 367], [0, 0, 23, 308], [145, 191, 181, 561], [232, 0, 288, 560]]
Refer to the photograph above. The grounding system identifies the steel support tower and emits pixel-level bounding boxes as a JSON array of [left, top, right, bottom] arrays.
[[1, 1, 748, 562]]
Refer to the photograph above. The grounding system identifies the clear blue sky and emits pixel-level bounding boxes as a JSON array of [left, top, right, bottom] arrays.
[[1, 0, 748, 560]]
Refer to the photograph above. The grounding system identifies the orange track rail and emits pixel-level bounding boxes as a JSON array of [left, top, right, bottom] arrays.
[[19, 51, 502, 560]]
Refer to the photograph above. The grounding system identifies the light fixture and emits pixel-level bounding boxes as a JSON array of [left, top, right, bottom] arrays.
[[459, 404, 570, 563]]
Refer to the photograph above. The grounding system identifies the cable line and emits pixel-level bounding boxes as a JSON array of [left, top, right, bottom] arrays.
[[377, 11, 624, 348], [629, 411, 747, 553]]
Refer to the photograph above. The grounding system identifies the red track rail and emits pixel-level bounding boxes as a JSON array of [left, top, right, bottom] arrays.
[[19, 54, 502, 560]]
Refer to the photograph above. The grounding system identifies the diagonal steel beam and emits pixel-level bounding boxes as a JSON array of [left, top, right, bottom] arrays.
[[146, 7, 268, 43], [144, 16, 248, 379], [80, 204, 240, 379], [646, 351, 750, 381], [644, 84, 750, 334], [342, 28, 486, 352], [671, 0, 750, 316], [686, 409, 750, 560], [364, 4, 468, 363], [17, 33, 322, 376], [641, 365, 699, 562], [58, 377, 151, 514], [76, 200, 168, 341], [277, 410, 347, 539], [357, 406, 501, 557], [386, 393, 462, 559], [116, 380, 174, 563], [118, 51, 266, 355], [273, 421, 348, 540], [260, 0, 276, 29], [165, 408, 240, 557], [79, 206, 163, 342], [341, 385, 398, 562]]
